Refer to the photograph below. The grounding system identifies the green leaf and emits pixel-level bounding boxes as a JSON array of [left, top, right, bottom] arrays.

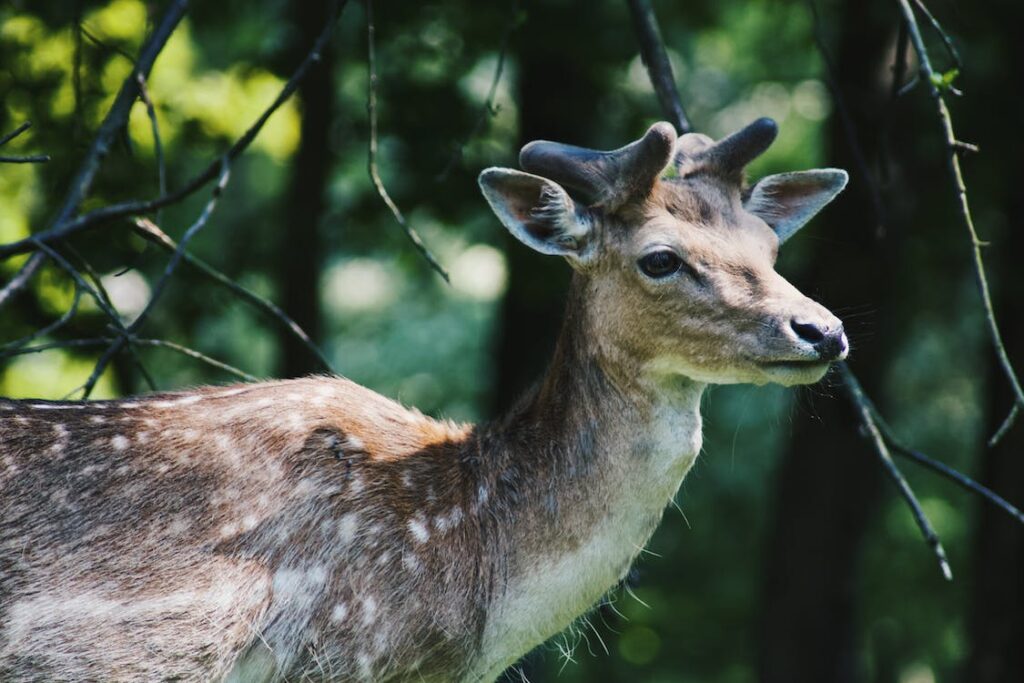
[[930, 67, 960, 91]]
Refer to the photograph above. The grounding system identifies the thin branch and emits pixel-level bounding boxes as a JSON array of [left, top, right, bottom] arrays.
[[626, 0, 691, 134], [897, 0, 1024, 444], [869, 406, 1024, 527], [366, 0, 450, 282], [0, 287, 83, 357], [0, 0, 347, 264], [135, 72, 166, 224], [0, 120, 49, 163], [79, 161, 231, 398], [0, 121, 33, 147], [436, 0, 521, 181], [132, 217, 335, 373], [4, 336, 255, 384], [3, 338, 110, 357], [911, 0, 962, 69], [81, 24, 139, 65], [839, 364, 953, 580], [29, 239, 155, 393], [0, 0, 187, 306], [0, 154, 51, 164], [133, 338, 257, 382]]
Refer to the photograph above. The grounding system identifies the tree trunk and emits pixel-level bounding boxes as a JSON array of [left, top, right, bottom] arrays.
[[965, 14, 1024, 671], [277, 1, 335, 379], [757, 3, 895, 682]]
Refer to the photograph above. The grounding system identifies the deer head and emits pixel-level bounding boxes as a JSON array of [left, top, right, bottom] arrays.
[[478, 118, 849, 387]]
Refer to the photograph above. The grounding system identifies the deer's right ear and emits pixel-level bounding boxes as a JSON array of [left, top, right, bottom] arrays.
[[479, 168, 595, 265]]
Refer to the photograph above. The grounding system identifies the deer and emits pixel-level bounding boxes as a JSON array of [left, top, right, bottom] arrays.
[[0, 117, 848, 682]]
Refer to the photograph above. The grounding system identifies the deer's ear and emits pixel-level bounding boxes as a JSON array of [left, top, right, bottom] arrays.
[[479, 168, 595, 265], [744, 169, 848, 243]]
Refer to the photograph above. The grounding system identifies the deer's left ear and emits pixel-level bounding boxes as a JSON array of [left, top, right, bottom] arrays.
[[744, 169, 848, 243], [478, 168, 596, 267]]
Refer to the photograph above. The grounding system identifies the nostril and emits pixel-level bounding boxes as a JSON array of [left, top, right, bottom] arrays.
[[791, 319, 826, 344]]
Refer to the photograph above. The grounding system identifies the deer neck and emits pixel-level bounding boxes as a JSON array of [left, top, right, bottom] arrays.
[[470, 279, 705, 679]]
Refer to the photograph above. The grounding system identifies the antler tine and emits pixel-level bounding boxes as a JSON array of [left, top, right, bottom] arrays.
[[697, 117, 778, 176], [519, 122, 677, 209]]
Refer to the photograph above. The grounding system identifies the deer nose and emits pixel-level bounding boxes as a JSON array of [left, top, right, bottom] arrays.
[[790, 319, 848, 361]]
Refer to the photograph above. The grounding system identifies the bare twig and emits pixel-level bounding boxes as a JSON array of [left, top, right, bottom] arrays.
[[0, 287, 83, 356], [897, 0, 1024, 444], [436, 0, 521, 181], [0, 154, 51, 164], [3, 338, 110, 357], [0, 0, 346, 264], [626, 0, 691, 134], [132, 338, 257, 382], [839, 364, 953, 580], [28, 239, 155, 393], [0, 120, 50, 163], [132, 217, 335, 373], [81, 24, 139, 65], [0, 0, 187, 307], [366, 0, 450, 282], [79, 162, 231, 398], [135, 73, 166, 224], [0, 121, 33, 147], [911, 0, 962, 69], [5, 336, 254, 383], [868, 406, 1024, 526]]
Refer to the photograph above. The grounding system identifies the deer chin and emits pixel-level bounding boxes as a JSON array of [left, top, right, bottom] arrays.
[[757, 358, 833, 386]]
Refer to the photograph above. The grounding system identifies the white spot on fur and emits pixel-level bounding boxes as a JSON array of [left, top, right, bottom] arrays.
[[330, 602, 349, 623], [402, 553, 421, 573], [89, 415, 106, 424], [407, 516, 430, 544], [434, 506, 463, 533], [136, 431, 150, 444], [337, 513, 360, 544], [345, 435, 365, 451], [357, 652, 373, 680], [349, 473, 364, 494], [360, 596, 378, 626], [111, 434, 129, 451]]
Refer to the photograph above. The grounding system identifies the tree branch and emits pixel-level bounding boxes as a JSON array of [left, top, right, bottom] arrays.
[[366, 0, 450, 282], [131, 217, 335, 374], [436, 0, 521, 181], [626, 0, 691, 134], [839, 364, 953, 580], [0, 0, 187, 307], [0, 0, 346, 263], [897, 0, 1024, 444]]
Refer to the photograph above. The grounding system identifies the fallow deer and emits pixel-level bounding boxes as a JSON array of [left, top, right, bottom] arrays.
[[0, 117, 848, 682]]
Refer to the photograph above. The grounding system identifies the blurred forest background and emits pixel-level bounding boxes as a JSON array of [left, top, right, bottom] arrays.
[[1, 0, 1022, 681]]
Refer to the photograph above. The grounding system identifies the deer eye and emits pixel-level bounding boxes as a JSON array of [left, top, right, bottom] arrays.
[[638, 250, 684, 279]]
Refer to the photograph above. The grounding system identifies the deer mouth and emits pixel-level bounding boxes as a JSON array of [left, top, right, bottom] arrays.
[[758, 358, 833, 385]]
